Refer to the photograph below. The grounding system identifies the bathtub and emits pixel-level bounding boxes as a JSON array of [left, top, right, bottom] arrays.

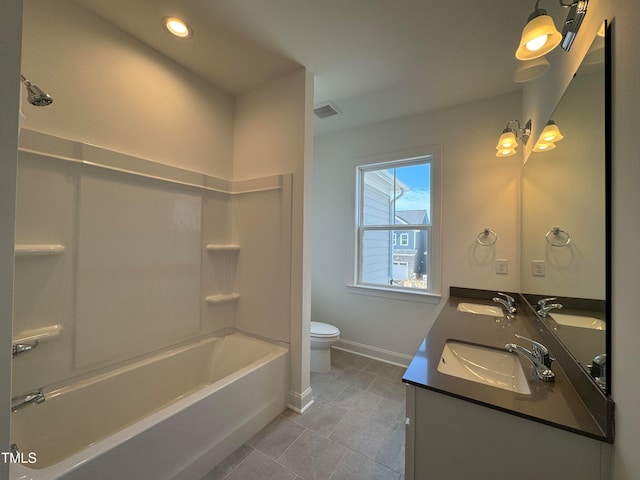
[[10, 332, 289, 480]]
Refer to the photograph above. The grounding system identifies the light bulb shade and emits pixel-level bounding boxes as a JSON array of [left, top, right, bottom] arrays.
[[496, 130, 518, 149], [533, 140, 557, 153], [496, 147, 517, 158], [516, 11, 562, 60], [540, 121, 564, 142]]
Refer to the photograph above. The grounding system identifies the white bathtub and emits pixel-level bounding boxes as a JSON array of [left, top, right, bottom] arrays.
[[10, 332, 289, 480]]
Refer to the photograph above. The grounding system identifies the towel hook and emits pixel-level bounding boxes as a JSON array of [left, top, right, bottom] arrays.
[[476, 228, 497, 246], [545, 227, 571, 247]]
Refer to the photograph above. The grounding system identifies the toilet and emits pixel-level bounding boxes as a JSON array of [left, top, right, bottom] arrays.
[[310, 321, 340, 373]]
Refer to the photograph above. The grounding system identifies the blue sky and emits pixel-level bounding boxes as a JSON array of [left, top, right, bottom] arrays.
[[395, 164, 430, 212]]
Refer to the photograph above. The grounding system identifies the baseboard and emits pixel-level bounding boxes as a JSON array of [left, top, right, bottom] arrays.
[[287, 387, 314, 414], [333, 339, 413, 367]]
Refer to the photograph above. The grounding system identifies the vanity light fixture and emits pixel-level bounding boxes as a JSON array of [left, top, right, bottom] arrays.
[[496, 119, 531, 158], [163, 16, 193, 38], [515, 0, 589, 60], [516, 2, 562, 60]]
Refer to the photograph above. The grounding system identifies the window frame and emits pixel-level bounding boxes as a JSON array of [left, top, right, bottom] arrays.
[[353, 146, 442, 299]]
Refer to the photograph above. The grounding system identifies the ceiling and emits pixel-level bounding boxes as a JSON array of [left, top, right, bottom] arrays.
[[72, 0, 568, 136]]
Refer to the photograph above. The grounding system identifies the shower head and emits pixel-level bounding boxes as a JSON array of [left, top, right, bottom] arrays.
[[20, 74, 53, 106]]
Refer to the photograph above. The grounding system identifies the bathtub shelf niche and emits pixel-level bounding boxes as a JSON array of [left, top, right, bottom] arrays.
[[205, 244, 240, 252], [205, 293, 240, 304], [13, 324, 63, 345], [15, 244, 66, 256]]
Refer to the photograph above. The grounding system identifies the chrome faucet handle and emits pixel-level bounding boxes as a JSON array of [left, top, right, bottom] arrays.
[[493, 293, 516, 315], [537, 297, 557, 309], [497, 292, 515, 307], [514, 333, 553, 368]]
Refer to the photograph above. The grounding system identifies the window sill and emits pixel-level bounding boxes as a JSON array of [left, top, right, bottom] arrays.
[[347, 284, 441, 304]]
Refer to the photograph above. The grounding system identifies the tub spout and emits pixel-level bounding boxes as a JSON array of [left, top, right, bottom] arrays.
[[12, 389, 45, 412]]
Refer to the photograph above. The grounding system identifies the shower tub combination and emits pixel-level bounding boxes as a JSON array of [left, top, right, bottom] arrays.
[[10, 332, 289, 480]]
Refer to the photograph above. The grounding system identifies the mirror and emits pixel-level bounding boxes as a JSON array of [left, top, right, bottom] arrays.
[[521, 25, 609, 392]]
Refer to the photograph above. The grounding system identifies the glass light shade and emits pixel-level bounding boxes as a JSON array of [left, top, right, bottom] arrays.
[[533, 140, 557, 153], [164, 17, 193, 38], [540, 122, 564, 142], [516, 12, 562, 60], [496, 147, 517, 158], [497, 130, 517, 149]]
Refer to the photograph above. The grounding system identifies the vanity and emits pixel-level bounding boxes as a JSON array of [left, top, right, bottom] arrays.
[[402, 19, 613, 479], [402, 288, 613, 480]]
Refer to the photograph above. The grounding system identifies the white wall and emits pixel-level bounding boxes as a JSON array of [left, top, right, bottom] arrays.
[[233, 68, 315, 412], [610, 0, 640, 477], [312, 91, 522, 361], [21, 0, 235, 178], [0, 0, 22, 472]]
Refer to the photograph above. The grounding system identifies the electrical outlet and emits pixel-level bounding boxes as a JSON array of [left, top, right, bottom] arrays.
[[496, 259, 508, 275], [532, 260, 546, 277]]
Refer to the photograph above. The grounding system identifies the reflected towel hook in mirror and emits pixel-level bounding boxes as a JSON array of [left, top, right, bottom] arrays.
[[477, 228, 498, 246], [545, 226, 571, 247]]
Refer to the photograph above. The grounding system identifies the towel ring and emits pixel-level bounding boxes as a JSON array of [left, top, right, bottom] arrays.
[[545, 227, 571, 247], [476, 228, 497, 246]]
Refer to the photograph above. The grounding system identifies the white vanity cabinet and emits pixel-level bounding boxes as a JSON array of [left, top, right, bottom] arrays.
[[405, 384, 611, 480]]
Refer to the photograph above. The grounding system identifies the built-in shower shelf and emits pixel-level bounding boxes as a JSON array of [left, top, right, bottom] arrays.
[[13, 324, 63, 346], [205, 244, 240, 252], [205, 293, 240, 304], [15, 244, 66, 256]]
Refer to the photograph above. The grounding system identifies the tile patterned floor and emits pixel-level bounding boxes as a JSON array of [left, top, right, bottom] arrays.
[[202, 349, 407, 480]]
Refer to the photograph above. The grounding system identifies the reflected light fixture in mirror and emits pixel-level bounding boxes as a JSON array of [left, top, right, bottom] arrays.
[[533, 120, 564, 152], [163, 16, 193, 38], [513, 56, 551, 83]]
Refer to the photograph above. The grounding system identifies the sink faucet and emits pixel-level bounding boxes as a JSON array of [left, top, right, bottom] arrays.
[[11, 389, 45, 412], [536, 297, 563, 318], [492, 292, 516, 315], [505, 334, 555, 382]]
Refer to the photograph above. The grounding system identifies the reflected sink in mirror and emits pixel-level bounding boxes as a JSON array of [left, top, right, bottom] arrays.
[[456, 303, 504, 317], [548, 312, 605, 331], [437, 341, 531, 394]]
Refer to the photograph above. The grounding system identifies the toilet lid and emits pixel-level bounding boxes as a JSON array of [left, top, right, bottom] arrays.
[[310, 321, 340, 337]]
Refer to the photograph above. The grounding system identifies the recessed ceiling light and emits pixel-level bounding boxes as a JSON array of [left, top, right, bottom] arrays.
[[163, 16, 193, 39]]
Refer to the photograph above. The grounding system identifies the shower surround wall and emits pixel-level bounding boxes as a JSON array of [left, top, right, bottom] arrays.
[[15, 0, 314, 424], [13, 130, 293, 397]]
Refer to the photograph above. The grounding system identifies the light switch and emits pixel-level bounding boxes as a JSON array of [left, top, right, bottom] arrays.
[[496, 259, 508, 275], [532, 260, 545, 277]]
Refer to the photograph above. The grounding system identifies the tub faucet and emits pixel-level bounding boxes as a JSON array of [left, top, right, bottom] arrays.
[[505, 334, 555, 382], [12, 340, 39, 358], [537, 297, 563, 318], [11, 389, 45, 412], [492, 292, 516, 315]]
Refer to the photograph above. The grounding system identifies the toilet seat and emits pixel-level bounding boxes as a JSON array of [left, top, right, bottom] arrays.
[[310, 321, 340, 338]]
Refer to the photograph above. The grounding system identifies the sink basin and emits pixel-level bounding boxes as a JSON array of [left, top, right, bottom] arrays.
[[548, 312, 605, 330], [456, 302, 504, 317], [437, 341, 531, 394]]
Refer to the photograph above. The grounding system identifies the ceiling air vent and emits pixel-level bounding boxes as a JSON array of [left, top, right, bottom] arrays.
[[314, 101, 341, 119]]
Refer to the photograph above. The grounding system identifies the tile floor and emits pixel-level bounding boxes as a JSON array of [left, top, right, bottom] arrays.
[[202, 349, 407, 480]]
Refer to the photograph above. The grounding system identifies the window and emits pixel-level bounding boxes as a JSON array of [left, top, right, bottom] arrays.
[[355, 147, 441, 295]]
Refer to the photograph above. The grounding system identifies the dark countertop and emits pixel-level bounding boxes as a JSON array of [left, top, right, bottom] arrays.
[[402, 290, 609, 442]]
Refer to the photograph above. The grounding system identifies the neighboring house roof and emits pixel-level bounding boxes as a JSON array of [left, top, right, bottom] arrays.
[[395, 209, 429, 225]]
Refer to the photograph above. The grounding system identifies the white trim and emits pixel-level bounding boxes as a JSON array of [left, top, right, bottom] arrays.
[[333, 339, 414, 367], [287, 387, 314, 414], [347, 284, 441, 303]]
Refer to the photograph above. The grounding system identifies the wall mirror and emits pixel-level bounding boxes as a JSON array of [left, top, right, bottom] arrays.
[[520, 23, 610, 394]]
